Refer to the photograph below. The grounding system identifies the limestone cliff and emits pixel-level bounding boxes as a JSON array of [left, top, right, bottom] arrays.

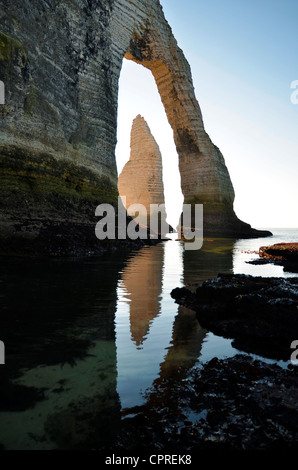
[[118, 115, 167, 229], [0, 0, 271, 254]]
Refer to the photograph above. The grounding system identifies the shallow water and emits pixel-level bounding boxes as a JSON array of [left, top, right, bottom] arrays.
[[0, 228, 297, 449]]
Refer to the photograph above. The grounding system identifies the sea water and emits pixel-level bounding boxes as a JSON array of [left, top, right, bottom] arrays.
[[0, 228, 296, 448]]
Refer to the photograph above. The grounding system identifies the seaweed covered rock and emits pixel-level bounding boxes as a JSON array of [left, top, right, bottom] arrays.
[[259, 243, 298, 273]]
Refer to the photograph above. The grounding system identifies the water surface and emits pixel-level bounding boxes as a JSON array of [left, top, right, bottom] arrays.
[[0, 228, 297, 449]]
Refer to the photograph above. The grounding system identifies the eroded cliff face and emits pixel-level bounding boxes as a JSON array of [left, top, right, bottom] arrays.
[[118, 115, 167, 228], [0, 0, 270, 254], [0, 0, 119, 254]]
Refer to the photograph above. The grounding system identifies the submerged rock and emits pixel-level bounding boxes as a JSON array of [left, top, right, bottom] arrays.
[[171, 273, 298, 360]]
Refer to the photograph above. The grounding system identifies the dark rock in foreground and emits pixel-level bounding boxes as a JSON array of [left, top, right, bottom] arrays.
[[171, 273, 298, 360], [105, 355, 298, 452]]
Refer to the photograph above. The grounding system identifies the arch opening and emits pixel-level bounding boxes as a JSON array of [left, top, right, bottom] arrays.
[[115, 58, 184, 230]]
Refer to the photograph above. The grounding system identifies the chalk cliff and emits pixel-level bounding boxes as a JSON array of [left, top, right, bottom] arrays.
[[0, 0, 271, 254], [118, 115, 167, 230]]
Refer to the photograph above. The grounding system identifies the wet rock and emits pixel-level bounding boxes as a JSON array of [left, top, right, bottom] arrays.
[[171, 273, 298, 360], [246, 258, 270, 265], [259, 243, 298, 273], [103, 355, 298, 452]]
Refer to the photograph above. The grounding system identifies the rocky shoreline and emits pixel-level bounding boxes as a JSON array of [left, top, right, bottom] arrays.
[[0, 220, 165, 257], [100, 355, 298, 452], [171, 273, 298, 360], [259, 243, 298, 273], [94, 271, 298, 453]]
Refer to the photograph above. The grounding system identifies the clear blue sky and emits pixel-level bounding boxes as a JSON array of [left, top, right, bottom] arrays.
[[116, 0, 298, 229]]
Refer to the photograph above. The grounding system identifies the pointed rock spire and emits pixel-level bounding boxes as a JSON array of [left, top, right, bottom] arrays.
[[118, 115, 167, 229]]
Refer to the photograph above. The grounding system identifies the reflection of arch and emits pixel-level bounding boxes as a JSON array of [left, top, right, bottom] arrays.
[[156, 306, 206, 383]]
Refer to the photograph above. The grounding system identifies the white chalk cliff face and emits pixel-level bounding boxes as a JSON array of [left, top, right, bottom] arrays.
[[118, 115, 167, 227], [0, 0, 271, 253]]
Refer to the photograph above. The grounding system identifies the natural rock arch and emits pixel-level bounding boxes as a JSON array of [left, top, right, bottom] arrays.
[[110, 0, 268, 236], [0, 0, 271, 254]]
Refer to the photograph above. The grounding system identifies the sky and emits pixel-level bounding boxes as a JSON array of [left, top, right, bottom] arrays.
[[115, 0, 298, 229]]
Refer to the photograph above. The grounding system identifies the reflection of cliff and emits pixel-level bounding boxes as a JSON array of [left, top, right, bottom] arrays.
[[158, 306, 206, 383], [183, 238, 235, 286], [121, 247, 164, 347], [148, 239, 234, 392], [158, 238, 234, 380]]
